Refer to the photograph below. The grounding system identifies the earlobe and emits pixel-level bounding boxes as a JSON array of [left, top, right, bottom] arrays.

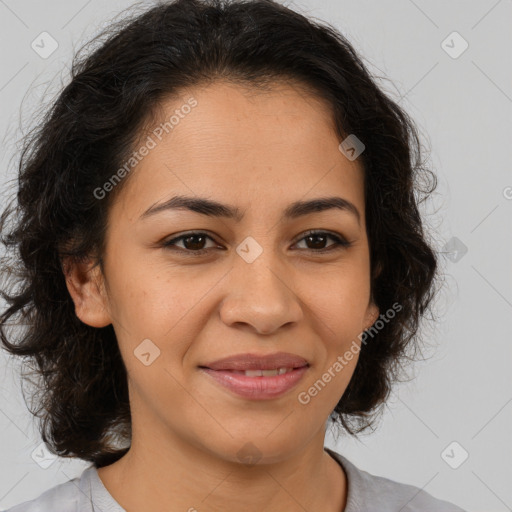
[[61, 256, 112, 328], [364, 301, 379, 331]]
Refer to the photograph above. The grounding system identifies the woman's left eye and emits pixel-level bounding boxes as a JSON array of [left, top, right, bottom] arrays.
[[162, 230, 352, 256], [294, 231, 352, 252]]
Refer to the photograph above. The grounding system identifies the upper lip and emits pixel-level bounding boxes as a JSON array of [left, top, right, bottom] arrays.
[[200, 352, 309, 371]]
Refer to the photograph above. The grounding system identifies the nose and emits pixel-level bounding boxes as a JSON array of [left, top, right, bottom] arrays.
[[219, 255, 303, 336]]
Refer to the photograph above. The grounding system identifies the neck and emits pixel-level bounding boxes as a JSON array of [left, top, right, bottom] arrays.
[[97, 426, 347, 512]]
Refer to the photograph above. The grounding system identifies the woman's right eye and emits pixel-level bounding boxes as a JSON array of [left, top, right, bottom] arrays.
[[162, 232, 218, 255]]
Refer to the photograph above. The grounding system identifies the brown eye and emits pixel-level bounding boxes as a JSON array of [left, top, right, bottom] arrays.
[[178, 234, 209, 251], [162, 230, 351, 256], [162, 232, 217, 255], [294, 231, 351, 253]]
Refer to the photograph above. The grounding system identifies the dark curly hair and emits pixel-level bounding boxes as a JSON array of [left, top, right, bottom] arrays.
[[0, 0, 442, 469]]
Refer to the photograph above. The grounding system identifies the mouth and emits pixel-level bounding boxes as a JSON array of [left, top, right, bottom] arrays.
[[199, 363, 310, 400], [214, 367, 303, 377], [200, 351, 309, 372]]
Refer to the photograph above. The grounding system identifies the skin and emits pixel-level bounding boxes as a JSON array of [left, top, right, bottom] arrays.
[[64, 79, 379, 512]]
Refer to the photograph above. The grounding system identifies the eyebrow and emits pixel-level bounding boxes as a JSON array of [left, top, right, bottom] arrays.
[[140, 194, 361, 225]]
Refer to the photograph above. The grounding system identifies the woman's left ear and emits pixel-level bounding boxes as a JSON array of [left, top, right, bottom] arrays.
[[364, 301, 379, 331]]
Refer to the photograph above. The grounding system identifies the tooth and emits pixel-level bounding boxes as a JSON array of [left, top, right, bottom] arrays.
[[245, 370, 263, 377], [240, 368, 294, 377]]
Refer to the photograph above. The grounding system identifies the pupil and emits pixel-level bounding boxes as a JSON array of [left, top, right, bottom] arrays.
[[185, 235, 205, 250], [307, 234, 326, 249]]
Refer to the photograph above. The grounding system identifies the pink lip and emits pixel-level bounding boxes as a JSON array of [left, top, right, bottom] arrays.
[[201, 351, 309, 371], [200, 366, 309, 400]]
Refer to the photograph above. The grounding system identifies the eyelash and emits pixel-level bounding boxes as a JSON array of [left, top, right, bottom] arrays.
[[161, 230, 352, 256]]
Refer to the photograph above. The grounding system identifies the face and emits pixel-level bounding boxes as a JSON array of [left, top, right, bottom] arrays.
[[67, 80, 379, 465]]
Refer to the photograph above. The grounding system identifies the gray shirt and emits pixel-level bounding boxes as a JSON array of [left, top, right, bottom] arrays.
[[4, 447, 467, 511]]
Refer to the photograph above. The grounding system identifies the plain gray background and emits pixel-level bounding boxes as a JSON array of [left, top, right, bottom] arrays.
[[0, 1, 511, 511]]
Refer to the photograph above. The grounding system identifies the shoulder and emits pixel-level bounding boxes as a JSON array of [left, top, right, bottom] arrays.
[[325, 448, 468, 512], [3, 466, 95, 512]]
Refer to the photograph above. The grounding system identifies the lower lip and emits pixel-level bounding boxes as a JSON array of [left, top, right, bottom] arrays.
[[200, 366, 309, 400]]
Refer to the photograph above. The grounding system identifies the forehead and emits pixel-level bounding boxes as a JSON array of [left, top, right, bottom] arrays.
[[149, 80, 342, 165], [111, 80, 365, 224]]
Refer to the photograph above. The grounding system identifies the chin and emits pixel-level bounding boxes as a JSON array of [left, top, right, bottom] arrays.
[[206, 436, 303, 466]]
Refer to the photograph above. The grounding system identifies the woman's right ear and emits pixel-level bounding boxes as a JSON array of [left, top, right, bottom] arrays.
[[61, 256, 112, 328]]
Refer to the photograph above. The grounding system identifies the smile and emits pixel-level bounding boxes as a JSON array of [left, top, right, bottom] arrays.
[[200, 365, 309, 400]]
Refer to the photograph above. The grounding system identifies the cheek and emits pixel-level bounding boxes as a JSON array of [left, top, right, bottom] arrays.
[[306, 266, 371, 334], [107, 264, 214, 372]]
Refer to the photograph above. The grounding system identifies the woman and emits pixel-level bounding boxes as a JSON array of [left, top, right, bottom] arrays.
[[0, 0, 466, 510]]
